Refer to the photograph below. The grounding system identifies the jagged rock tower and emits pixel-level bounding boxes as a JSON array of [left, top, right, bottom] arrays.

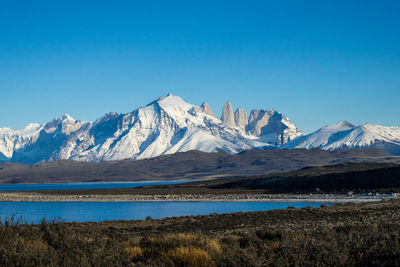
[[221, 101, 236, 128]]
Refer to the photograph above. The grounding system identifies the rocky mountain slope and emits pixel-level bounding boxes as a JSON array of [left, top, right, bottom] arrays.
[[220, 101, 303, 145]]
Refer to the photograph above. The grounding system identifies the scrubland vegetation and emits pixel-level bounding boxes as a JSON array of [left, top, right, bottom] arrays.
[[1, 199, 400, 266]]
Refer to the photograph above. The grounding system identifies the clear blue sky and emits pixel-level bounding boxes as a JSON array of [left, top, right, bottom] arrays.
[[1, 0, 399, 133]]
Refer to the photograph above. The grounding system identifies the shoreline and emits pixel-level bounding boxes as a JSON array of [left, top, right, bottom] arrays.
[[0, 179, 199, 186], [0, 192, 396, 203]]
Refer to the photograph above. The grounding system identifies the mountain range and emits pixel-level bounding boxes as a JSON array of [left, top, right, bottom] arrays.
[[1, 94, 399, 164]]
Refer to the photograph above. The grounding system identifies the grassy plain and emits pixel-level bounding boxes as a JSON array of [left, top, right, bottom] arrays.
[[1, 199, 400, 266]]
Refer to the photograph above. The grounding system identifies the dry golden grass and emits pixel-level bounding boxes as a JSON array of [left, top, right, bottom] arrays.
[[162, 247, 216, 267], [177, 233, 197, 243], [207, 239, 222, 255], [20, 238, 49, 251], [123, 246, 143, 260]]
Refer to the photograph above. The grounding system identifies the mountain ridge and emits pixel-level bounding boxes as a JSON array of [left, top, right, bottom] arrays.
[[1, 94, 400, 164]]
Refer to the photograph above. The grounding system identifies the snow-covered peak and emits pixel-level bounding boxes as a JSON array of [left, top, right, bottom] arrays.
[[61, 114, 76, 129], [18, 123, 41, 136], [284, 121, 357, 149], [0, 123, 41, 136], [137, 93, 221, 130], [156, 94, 194, 112], [285, 121, 400, 155], [61, 113, 74, 121], [0, 123, 42, 159], [321, 121, 355, 131], [155, 93, 183, 104], [94, 112, 119, 125], [358, 123, 400, 143], [41, 114, 86, 135], [0, 127, 12, 134], [43, 117, 62, 133], [338, 120, 355, 128]]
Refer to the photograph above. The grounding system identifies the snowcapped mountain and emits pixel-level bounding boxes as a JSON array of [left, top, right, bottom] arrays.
[[284, 121, 400, 155], [1, 94, 271, 164], [2, 94, 398, 164]]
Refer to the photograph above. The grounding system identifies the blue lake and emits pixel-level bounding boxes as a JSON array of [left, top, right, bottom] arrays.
[[0, 181, 193, 191], [0, 201, 331, 224]]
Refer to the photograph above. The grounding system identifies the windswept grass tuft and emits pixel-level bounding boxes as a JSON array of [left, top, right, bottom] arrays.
[[162, 247, 216, 267], [123, 246, 142, 260]]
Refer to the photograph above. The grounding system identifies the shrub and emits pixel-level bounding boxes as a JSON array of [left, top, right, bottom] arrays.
[[256, 229, 282, 241]]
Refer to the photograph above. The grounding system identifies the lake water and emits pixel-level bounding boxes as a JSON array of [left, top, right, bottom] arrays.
[[0, 181, 194, 191], [0, 182, 334, 223], [0, 201, 331, 224]]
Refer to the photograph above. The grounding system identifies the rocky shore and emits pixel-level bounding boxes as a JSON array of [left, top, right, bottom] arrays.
[[0, 192, 397, 203]]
